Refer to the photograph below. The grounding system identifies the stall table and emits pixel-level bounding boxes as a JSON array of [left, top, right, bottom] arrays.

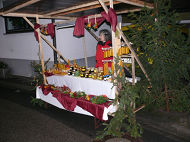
[[36, 75, 117, 120]]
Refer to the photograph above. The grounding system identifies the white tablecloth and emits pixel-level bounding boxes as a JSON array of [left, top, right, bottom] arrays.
[[47, 75, 116, 99], [36, 87, 116, 120]]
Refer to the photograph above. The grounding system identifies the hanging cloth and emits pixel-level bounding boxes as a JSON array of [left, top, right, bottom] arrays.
[[34, 23, 41, 42], [101, 8, 117, 32], [47, 23, 55, 38], [73, 8, 117, 37], [73, 17, 85, 37], [34, 23, 55, 42]]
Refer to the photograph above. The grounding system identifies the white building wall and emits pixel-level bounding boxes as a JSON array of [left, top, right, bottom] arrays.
[[0, 16, 111, 77], [0, 17, 99, 61], [0, 0, 121, 77]]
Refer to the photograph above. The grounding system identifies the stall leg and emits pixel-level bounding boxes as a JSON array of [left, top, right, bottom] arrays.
[[44, 102, 49, 109], [94, 118, 108, 129]]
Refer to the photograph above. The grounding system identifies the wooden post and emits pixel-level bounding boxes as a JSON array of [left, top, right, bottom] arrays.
[[36, 16, 47, 85], [82, 36, 88, 68], [23, 17, 68, 64], [51, 19, 58, 64], [131, 53, 136, 110], [131, 53, 135, 85], [98, 0, 151, 85], [110, 0, 116, 58], [109, 0, 119, 111], [165, 83, 169, 112]]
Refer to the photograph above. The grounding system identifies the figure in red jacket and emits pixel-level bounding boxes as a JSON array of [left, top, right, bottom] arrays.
[[96, 29, 113, 71]]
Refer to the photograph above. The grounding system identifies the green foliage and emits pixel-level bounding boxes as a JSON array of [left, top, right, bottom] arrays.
[[30, 96, 45, 107], [0, 61, 8, 69], [31, 58, 50, 87], [69, 91, 86, 99], [90, 95, 109, 104], [30, 59, 50, 107], [125, 0, 190, 112], [97, 56, 142, 140]]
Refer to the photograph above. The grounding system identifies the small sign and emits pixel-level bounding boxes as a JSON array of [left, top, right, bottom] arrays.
[[121, 57, 132, 64]]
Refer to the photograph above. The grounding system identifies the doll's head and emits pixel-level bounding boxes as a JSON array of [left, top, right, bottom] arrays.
[[99, 29, 111, 42]]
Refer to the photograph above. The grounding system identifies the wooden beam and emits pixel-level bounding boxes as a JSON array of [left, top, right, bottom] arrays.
[[23, 16, 34, 28], [133, 104, 145, 113], [85, 26, 99, 41], [116, 0, 153, 9], [36, 15, 47, 85], [55, 1, 120, 16], [41, 35, 69, 64], [116, 8, 141, 14], [98, 0, 151, 84], [23, 17, 69, 64], [118, 27, 151, 84], [39, 8, 139, 29], [45, 0, 111, 16], [3, 0, 40, 14], [31, 8, 141, 29], [2, 12, 74, 20]]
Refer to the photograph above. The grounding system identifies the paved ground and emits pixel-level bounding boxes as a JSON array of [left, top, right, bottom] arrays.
[[0, 76, 189, 142], [0, 98, 91, 142]]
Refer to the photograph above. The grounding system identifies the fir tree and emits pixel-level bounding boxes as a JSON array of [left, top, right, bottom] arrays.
[[125, 0, 190, 112]]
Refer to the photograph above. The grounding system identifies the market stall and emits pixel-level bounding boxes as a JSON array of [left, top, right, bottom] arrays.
[[0, 0, 153, 122]]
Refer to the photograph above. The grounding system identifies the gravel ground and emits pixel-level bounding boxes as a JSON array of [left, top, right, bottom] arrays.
[[0, 98, 92, 142]]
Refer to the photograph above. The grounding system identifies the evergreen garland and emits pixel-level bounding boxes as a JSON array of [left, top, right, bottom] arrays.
[[97, 56, 142, 139]]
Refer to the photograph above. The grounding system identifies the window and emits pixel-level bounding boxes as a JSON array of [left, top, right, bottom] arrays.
[[4, 17, 36, 34]]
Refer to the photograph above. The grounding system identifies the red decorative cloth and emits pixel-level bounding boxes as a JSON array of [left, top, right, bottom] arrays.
[[44, 72, 54, 77], [73, 8, 117, 37], [96, 40, 113, 68], [34, 23, 41, 42], [73, 17, 85, 37], [34, 23, 55, 42], [77, 98, 110, 121], [40, 84, 53, 95], [40, 85, 111, 120], [52, 93, 77, 111], [101, 8, 117, 32], [47, 23, 55, 38]]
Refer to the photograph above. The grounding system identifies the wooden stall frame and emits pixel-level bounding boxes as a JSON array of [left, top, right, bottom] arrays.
[[0, 0, 155, 117], [22, 0, 151, 112]]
